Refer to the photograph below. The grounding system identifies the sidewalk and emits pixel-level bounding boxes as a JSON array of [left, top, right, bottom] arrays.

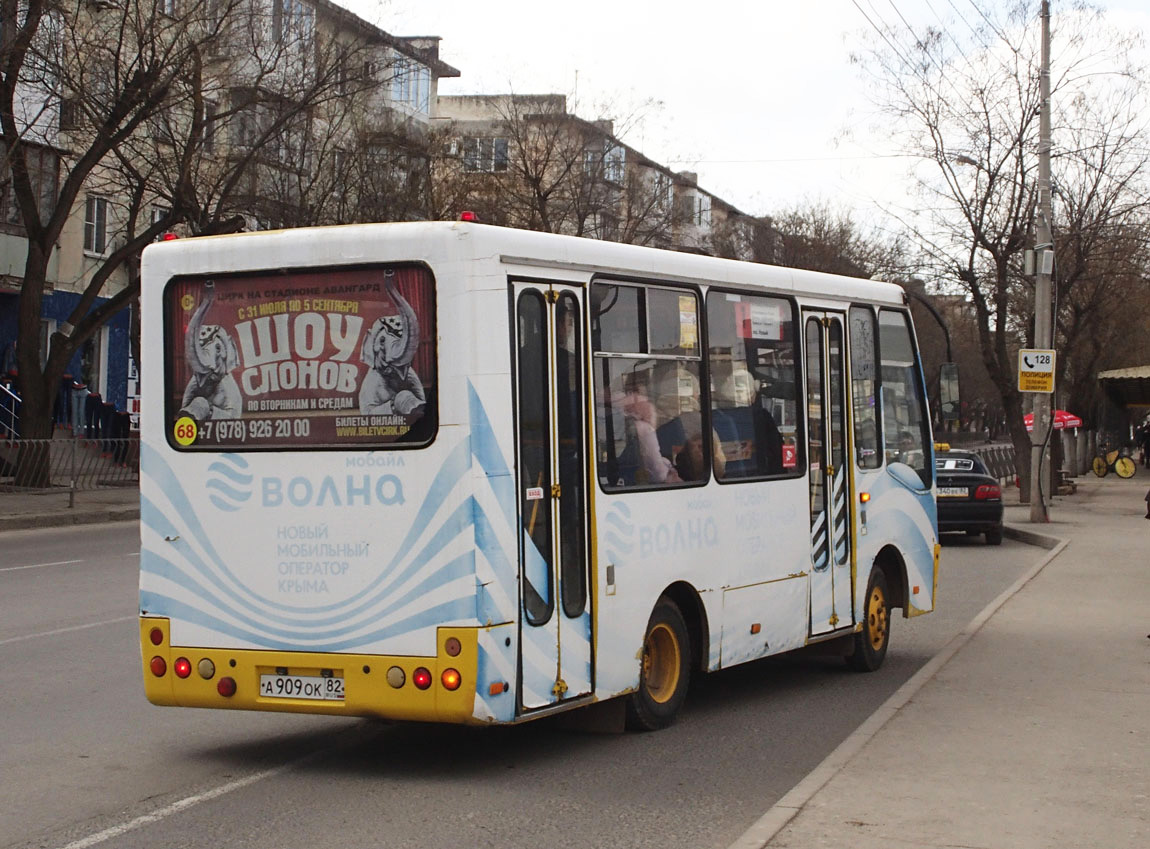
[[0, 485, 139, 532], [734, 471, 1150, 848]]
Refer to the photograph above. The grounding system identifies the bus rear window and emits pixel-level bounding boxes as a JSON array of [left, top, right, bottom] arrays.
[[164, 264, 436, 450]]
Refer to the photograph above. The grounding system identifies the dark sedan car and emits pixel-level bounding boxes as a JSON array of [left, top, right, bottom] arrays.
[[935, 450, 1004, 545]]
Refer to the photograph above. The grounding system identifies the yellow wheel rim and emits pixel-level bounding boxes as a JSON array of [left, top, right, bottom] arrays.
[[641, 623, 681, 705], [1092, 456, 1108, 477], [1115, 457, 1136, 479], [866, 585, 888, 652]]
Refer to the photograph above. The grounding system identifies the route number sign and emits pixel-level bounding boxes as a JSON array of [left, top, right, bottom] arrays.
[[1018, 349, 1056, 393]]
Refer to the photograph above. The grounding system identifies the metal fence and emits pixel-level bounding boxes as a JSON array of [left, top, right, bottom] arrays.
[[1, 382, 18, 440], [968, 443, 1019, 486], [0, 435, 139, 504]]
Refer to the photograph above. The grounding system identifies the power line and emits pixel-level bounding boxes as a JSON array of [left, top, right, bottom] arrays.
[[663, 154, 915, 165], [884, 0, 983, 119], [849, 0, 923, 78]]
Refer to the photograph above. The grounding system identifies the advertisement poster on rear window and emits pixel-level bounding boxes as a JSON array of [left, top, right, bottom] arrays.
[[164, 265, 436, 450]]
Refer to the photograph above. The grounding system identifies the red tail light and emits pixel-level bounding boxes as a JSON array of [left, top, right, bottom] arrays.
[[150, 656, 167, 677], [174, 657, 192, 678], [975, 484, 1001, 500], [149, 628, 164, 646], [217, 677, 237, 697], [412, 667, 432, 690]]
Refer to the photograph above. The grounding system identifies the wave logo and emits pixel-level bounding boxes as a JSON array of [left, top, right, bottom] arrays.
[[602, 501, 635, 564], [206, 454, 253, 512]]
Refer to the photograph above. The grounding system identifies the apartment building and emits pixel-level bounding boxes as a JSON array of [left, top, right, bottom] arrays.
[[434, 94, 771, 261]]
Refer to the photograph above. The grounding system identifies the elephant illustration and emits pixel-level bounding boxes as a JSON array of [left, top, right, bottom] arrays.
[[358, 270, 426, 417], [179, 286, 242, 423]]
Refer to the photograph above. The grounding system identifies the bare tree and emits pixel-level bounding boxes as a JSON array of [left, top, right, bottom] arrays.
[[771, 201, 907, 279], [1, 0, 421, 480], [852, 0, 1150, 497], [432, 93, 681, 243], [616, 160, 679, 247], [2, 0, 225, 467]]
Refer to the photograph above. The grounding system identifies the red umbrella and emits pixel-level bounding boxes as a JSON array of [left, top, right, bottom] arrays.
[[1024, 410, 1083, 432]]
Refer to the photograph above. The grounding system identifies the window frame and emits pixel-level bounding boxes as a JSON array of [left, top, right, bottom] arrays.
[[695, 194, 712, 228], [273, 0, 315, 45], [462, 136, 509, 173], [203, 100, 219, 155], [391, 57, 431, 114], [83, 194, 110, 256], [1, 143, 59, 232]]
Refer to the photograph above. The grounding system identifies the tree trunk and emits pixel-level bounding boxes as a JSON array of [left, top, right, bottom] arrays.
[[14, 246, 60, 487], [1005, 395, 1031, 504]]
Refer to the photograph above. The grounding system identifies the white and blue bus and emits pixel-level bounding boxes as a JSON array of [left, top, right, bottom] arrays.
[[139, 221, 938, 730]]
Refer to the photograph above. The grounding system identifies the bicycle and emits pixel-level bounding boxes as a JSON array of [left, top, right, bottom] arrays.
[[1091, 444, 1137, 479]]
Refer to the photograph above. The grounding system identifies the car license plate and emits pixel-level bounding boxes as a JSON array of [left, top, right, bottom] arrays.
[[259, 673, 344, 701], [938, 486, 968, 498]]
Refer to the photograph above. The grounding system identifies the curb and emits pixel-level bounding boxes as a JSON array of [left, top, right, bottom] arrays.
[[0, 508, 139, 533], [1002, 523, 1061, 549], [726, 529, 1069, 849]]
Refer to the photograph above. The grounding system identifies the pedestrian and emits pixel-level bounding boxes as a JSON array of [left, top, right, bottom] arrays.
[[1144, 486, 1149, 520]]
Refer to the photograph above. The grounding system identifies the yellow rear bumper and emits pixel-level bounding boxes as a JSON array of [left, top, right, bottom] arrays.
[[140, 617, 481, 724]]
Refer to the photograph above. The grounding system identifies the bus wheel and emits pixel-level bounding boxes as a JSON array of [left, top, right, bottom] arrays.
[[848, 569, 890, 673], [626, 599, 691, 731]]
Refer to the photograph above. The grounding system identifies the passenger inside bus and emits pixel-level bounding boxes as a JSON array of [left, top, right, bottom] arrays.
[[619, 375, 680, 485], [711, 367, 784, 478], [651, 363, 725, 482]]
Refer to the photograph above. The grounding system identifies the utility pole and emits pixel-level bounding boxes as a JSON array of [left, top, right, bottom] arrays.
[[1029, 0, 1053, 523]]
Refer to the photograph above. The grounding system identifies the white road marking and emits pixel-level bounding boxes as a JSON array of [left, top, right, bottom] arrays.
[[0, 616, 136, 647], [55, 766, 296, 849], [54, 729, 364, 849], [0, 559, 83, 572]]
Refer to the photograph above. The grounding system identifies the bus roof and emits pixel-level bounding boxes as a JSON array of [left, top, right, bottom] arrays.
[[142, 221, 908, 307]]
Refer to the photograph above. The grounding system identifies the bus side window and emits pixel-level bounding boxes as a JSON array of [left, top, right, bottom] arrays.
[[592, 282, 705, 489], [879, 310, 931, 488], [706, 290, 800, 481], [849, 306, 881, 469]]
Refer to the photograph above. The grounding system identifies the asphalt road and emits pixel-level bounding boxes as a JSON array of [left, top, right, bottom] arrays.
[[1, 522, 1038, 849]]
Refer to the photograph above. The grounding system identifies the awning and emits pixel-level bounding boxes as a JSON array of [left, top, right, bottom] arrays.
[[1098, 366, 1150, 409]]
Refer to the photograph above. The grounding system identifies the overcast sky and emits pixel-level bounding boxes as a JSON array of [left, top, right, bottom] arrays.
[[347, 1, 1149, 223]]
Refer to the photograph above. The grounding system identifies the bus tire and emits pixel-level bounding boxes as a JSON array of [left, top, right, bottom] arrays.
[[848, 569, 890, 673], [626, 599, 691, 731]]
